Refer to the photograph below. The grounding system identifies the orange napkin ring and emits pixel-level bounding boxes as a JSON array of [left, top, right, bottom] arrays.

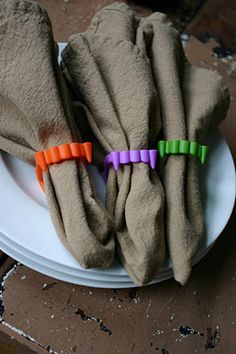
[[34, 142, 92, 191]]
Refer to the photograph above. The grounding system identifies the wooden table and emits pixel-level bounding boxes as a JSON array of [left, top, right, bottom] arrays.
[[0, 1, 235, 353]]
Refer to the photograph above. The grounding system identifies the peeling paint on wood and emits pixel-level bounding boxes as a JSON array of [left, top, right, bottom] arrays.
[[174, 325, 204, 341], [74, 306, 112, 335], [204, 326, 220, 350]]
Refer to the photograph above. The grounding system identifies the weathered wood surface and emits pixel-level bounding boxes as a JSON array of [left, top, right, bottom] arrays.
[[0, 208, 236, 354], [0, 0, 236, 353]]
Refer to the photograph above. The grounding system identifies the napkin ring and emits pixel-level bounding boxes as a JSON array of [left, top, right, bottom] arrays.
[[35, 142, 92, 191], [158, 140, 208, 164], [103, 149, 158, 181]]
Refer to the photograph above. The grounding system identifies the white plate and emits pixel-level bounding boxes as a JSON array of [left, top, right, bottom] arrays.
[[0, 232, 215, 288], [0, 237, 136, 288]]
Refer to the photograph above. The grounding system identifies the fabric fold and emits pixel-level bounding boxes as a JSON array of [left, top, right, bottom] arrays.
[[62, 2, 165, 285], [0, 0, 114, 269], [138, 13, 230, 284]]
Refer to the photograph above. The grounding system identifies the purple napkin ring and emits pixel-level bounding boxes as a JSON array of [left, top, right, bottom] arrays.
[[103, 149, 158, 181]]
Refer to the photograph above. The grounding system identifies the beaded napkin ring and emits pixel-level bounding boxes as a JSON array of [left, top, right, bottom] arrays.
[[103, 149, 158, 181], [158, 140, 208, 164], [35, 142, 92, 191]]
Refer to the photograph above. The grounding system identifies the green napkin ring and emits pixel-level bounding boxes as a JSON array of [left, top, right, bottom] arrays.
[[158, 140, 209, 164]]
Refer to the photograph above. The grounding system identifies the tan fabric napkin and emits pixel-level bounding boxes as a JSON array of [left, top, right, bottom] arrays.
[[138, 13, 230, 284], [0, 0, 114, 269], [62, 3, 165, 285]]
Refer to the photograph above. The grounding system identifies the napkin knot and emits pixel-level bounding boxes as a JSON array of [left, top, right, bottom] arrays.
[[35, 142, 92, 191]]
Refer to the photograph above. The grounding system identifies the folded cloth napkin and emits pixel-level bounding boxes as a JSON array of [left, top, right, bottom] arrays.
[[137, 13, 230, 284], [62, 3, 165, 285], [0, 0, 114, 268]]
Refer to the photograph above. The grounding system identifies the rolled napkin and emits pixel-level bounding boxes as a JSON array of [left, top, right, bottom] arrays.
[[62, 3, 165, 285], [0, 0, 114, 268], [138, 13, 230, 284]]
